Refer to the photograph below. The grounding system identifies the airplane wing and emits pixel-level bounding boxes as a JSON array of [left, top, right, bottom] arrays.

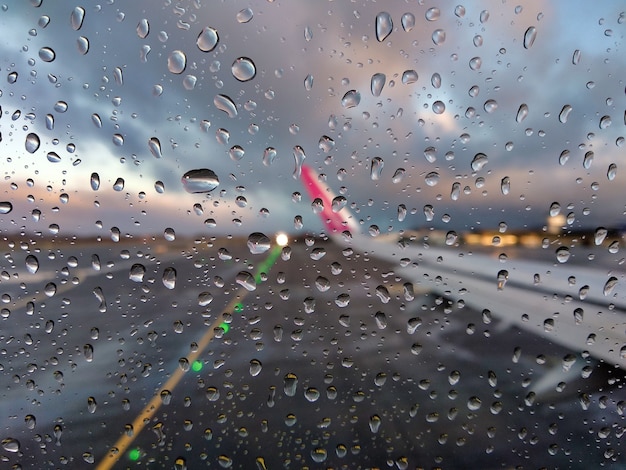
[[301, 164, 626, 370]]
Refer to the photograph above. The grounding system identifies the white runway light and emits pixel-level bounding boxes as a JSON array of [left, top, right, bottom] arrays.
[[275, 232, 289, 247]]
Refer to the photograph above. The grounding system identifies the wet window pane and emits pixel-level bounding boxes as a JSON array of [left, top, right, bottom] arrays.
[[1, 2, 625, 468]]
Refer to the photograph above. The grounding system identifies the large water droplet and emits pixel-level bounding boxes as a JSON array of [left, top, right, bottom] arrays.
[[424, 146, 437, 163], [603, 277, 618, 296], [523, 26, 537, 49], [341, 90, 360, 108], [25, 255, 39, 274], [181, 169, 219, 193], [607, 163, 617, 181], [484, 99, 498, 113], [293, 145, 306, 179], [401, 12, 415, 31], [229, 145, 245, 161], [432, 29, 446, 45], [500, 176, 510, 195], [431, 73, 442, 88], [137, 18, 149, 38], [304, 74, 313, 91], [516, 103, 529, 123], [369, 414, 382, 433], [549, 202, 561, 216], [148, 137, 162, 158], [247, 232, 271, 254], [129, 263, 146, 282], [90, 172, 100, 191], [594, 227, 608, 245], [370, 157, 384, 180], [402, 70, 418, 84], [162, 267, 177, 289], [1, 438, 20, 453], [283, 373, 298, 396], [231, 57, 256, 81], [197, 26, 219, 52], [263, 147, 276, 166], [432, 100, 445, 114], [572, 49, 581, 65], [332, 196, 347, 213], [214, 94, 237, 117], [471, 153, 488, 171], [77, 36, 89, 54], [39, 47, 55, 62], [375, 12, 393, 42], [25, 133, 40, 153], [555, 246, 570, 263], [469, 56, 482, 70], [425, 171, 440, 186], [249, 359, 262, 376], [236, 8, 253, 23], [70, 6, 85, 30], [168, 50, 186, 74], [599, 115, 611, 129], [583, 151, 594, 169], [371, 73, 385, 97], [559, 105, 572, 123], [236, 271, 256, 291]]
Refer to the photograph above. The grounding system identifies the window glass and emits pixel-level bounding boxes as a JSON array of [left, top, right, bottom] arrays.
[[1, 2, 625, 468]]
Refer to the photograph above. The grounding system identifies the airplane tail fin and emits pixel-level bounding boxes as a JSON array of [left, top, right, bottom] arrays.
[[300, 165, 360, 240]]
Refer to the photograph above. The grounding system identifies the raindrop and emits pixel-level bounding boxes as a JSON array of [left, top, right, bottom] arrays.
[[304, 26, 313, 41], [283, 373, 298, 396], [402, 70, 418, 84], [423, 204, 434, 221], [572, 49, 581, 65], [318, 135, 335, 152], [229, 145, 245, 161], [263, 147, 276, 166], [469, 57, 482, 70], [44, 282, 57, 297], [162, 267, 177, 289], [549, 202, 561, 216], [7, 71, 17, 83], [432, 101, 445, 114], [599, 115, 611, 129], [112, 134, 124, 146], [181, 169, 219, 193], [425, 172, 440, 186], [113, 178, 124, 191], [471, 153, 488, 171], [523, 26, 537, 49], [607, 163, 617, 181], [46, 114, 54, 130], [137, 18, 149, 38], [341, 90, 360, 108], [484, 99, 498, 113], [497, 270, 508, 290], [555, 246, 570, 263], [71, 6, 85, 30], [455, 5, 466, 17], [47, 152, 61, 163], [500, 176, 510, 195], [236, 271, 256, 291], [231, 57, 256, 81], [168, 50, 186, 74], [371, 73, 385, 97], [375, 12, 393, 42], [431, 73, 441, 88], [293, 145, 306, 179], [247, 232, 271, 254], [1, 438, 20, 453], [39, 47, 55, 62], [559, 149, 570, 166], [425, 7, 440, 21], [236, 8, 253, 23], [147, 137, 162, 158], [401, 12, 415, 32], [83, 344, 94, 362], [369, 415, 382, 433], [331, 196, 347, 213], [559, 105, 572, 123], [445, 231, 458, 246], [392, 168, 405, 183], [603, 277, 618, 296], [214, 94, 237, 117], [583, 151, 594, 169], [398, 204, 407, 221], [77, 36, 89, 54], [432, 29, 446, 45], [304, 74, 313, 90], [374, 311, 387, 329], [370, 157, 384, 180], [25, 133, 40, 153], [25, 255, 39, 274], [594, 227, 608, 245], [574, 308, 584, 325], [424, 146, 437, 163], [197, 27, 219, 52], [516, 104, 529, 123], [90, 172, 100, 191], [129, 264, 146, 282], [91, 113, 102, 128]]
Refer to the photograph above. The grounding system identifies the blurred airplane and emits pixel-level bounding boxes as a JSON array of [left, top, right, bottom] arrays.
[[300, 164, 626, 371]]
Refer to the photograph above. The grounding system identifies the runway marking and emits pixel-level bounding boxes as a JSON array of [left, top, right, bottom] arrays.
[[96, 244, 283, 470]]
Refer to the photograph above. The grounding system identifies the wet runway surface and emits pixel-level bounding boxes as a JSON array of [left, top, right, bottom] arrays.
[[1, 237, 624, 469]]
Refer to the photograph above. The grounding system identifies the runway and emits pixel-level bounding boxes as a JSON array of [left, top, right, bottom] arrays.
[[0, 237, 624, 469]]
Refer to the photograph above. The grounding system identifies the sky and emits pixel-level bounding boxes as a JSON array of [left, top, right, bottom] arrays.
[[0, 1, 624, 238]]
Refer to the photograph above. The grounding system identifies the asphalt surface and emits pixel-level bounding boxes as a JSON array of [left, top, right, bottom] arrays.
[[0, 237, 624, 469]]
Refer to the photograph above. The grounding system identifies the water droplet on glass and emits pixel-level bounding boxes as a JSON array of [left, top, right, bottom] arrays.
[[484, 99, 498, 113], [370, 157, 384, 180], [603, 277, 618, 296], [89, 172, 100, 191], [25, 255, 39, 274], [197, 26, 219, 52], [77, 36, 89, 54], [83, 344, 94, 362], [318, 135, 335, 153], [25, 133, 40, 153], [500, 176, 510, 195], [181, 169, 219, 193], [424, 146, 437, 163], [113, 177, 124, 191], [137, 18, 149, 38], [162, 267, 177, 289], [607, 163, 617, 181], [214, 94, 237, 117], [262, 147, 276, 166], [469, 57, 482, 70], [471, 153, 488, 171], [431, 73, 441, 88], [231, 57, 256, 82], [236, 8, 253, 23], [445, 231, 458, 246], [572, 49, 581, 65], [432, 29, 446, 45], [1, 438, 20, 453], [70, 6, 85, 30], [401, 12, 415, 31], [432, 100, 445, 114], [129, 263, 146, 282], [236, 271, 256, 291], [304, 73, 313, 91], [594, 227, 608, 245], [39, 46, 55, 62], [559, 105, 572, 123], [44, 282, 57, 297], [599, 115, 611, 129], [375, 12, 393, 42], [371, 73, 386, 97], [284, 373, 298, 396], [112, 133, 124, 146], [555, 246, 570, 263], [425, 7, 440, 21], [496, 270, 509, 290], [583, 151, 594, 169], [424, 204, 434, 221], [516, 103, 529, 123], [397, 204, 407, 222], [293, 145, 306, 179], [46, 151, 61, 163], [523, 26, 537, 49], [425, 172, 440, 186], [402, 70, 418, 84], [249, 359, 262, 376], [7, 71, 17, 83], [341, 90, 360, 108], [304, 25, 313, 42], [229, 145, 245, 161], [549, 201, 561, 216], [392, 168, 405, 183], [247, 232, 271, 254], [168, 50, 186, 74], [559, 149, 570, 166]]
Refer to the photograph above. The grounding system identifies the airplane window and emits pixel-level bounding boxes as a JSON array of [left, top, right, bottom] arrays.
[[1, 1, 625, 468]]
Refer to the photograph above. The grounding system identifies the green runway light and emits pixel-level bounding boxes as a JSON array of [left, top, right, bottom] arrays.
[[220, 322, 230, 333], [191, 360, 203, 372], [128, 448, 141, 461]]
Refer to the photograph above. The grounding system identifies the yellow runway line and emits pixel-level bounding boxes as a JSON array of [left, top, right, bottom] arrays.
[[96, 244, 283, 469]]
